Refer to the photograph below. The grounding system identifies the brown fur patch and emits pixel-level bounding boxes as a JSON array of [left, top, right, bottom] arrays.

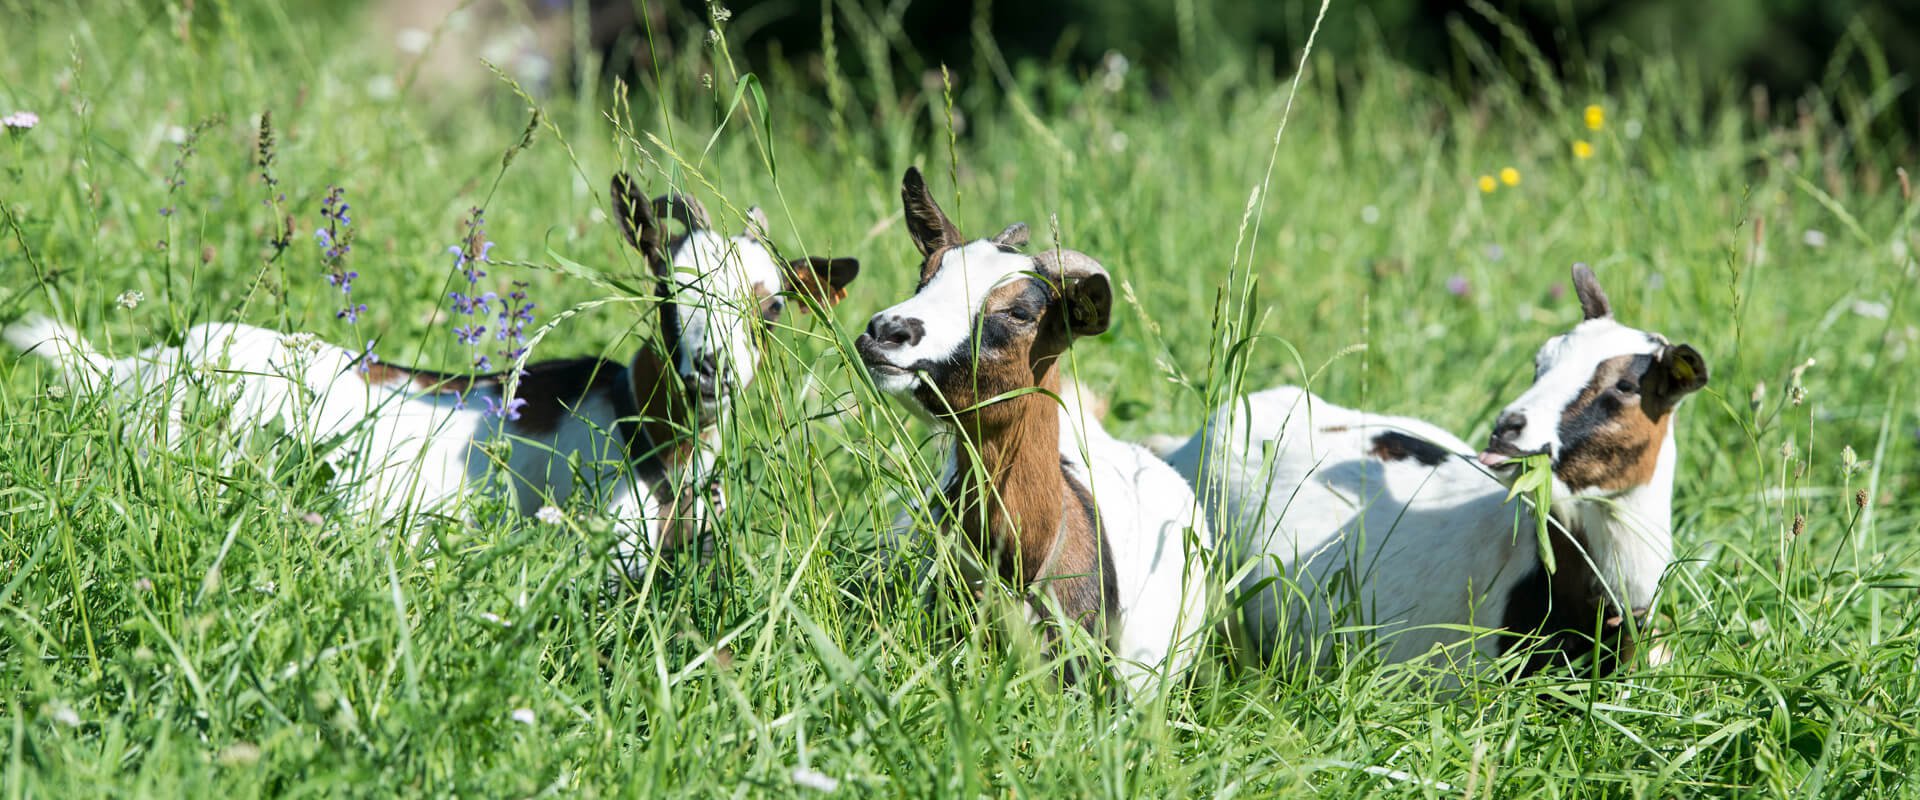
[[1554, 355, 1671, 492]]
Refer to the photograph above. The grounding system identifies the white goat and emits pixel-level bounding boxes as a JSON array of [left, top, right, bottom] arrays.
[[1164, 264, 1707, 677], [857, 167, 1212, 697], [4, 174, 858, 577]]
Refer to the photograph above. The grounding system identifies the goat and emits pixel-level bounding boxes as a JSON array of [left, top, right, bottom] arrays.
[[3, 173, 858, 578], [856, 167, 1211, 697], [1163, 264, 1707, 677]]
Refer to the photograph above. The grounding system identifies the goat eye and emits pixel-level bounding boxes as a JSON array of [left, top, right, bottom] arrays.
[[763, 298, 785, 320], [1614, 379, 1640, 394], [1001, 304, 1038, 323]]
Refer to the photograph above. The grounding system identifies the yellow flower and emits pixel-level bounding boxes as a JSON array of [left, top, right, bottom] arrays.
[[1583, 104, 1605, 131], [1478, 175, 1497, 193], [1499, 167, 1520, 186], [1572, 139, 1594, 159]]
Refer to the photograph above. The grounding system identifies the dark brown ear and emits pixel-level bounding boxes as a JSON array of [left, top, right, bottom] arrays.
[[611, 173, 668, 275], [785, 257, 860, 310], [1058, 272, 1113, 338], [901, 167, 965, 257], [1647, 343, 1708, 410], [1572, 263, 1612, 320]]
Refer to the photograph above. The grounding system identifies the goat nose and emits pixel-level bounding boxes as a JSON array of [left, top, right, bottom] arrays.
[[1491, 411, 1526, 441], [693, 351, 719, 377], [865, 315, 923, 348]]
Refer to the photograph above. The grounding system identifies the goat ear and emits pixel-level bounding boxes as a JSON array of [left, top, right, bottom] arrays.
[[746, 206, 771, 240], [1572, 263, 1612, 320], [992, 222, 1029, 248], [901, 167, 965, 257], [785, 257, 860, 311], [1649, 343, 1709, 404], [611, 173, 666, 270], [1059, 272, 1113, 338]]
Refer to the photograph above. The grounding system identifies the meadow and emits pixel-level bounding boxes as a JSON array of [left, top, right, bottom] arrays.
[[2, 1, 1918, 796]]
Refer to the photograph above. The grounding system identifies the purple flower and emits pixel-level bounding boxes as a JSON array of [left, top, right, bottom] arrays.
[[454, 324, 486, 346], [1445, 275, 1471, 297], [318, 186, 372, 363], [482, 395, 528, 421]]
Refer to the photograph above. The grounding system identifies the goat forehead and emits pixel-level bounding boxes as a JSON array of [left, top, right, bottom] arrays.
[[909, 240, 1034, 313], [1538, 319, 1663, 375], [672, 230, 783, 298]]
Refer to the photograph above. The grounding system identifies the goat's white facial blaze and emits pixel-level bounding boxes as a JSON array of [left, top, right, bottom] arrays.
[[1491, 318, 1666, 469], [862, 240, 1032, 397], [666, 228, 784, 413]]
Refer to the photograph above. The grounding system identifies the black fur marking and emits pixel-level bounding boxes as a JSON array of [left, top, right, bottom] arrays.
[[1368, 431, 1451, 466]]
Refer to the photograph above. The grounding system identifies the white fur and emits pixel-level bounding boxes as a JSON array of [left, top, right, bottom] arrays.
[[1500, 318, 1667, 463], [5, 317, 700, 576], [1168, 321, 1682, 673], [866, 239, 1213, 697], [667, 226, 787, 410], [1057, 406, 1213, 694], [864, 240, 1031, 396]]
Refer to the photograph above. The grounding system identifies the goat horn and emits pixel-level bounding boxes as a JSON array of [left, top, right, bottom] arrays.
[[651, 193, 711, 232], [1033, 247, 1105, 279]]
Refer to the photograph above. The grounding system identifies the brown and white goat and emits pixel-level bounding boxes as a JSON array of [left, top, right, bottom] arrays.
[[4, 173, 858, 578], [1163, 264, 1706, 677], [857, 167, 1211, 696]]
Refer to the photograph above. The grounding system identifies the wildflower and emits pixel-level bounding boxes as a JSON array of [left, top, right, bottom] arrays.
[[44, 701, 81, 728], [1851, 300, 1889, 319], [791, 768, 839, 793], [216, 743, 262, 767], [1802, 229, 1827, 248], [1477, 175, 1497, 193], [316, 186, 369, 357], [510, 708, 536, 726], [1623, 119, 1643, 140], [1841, 445, 1860, 475], [133, 577, 153, 592], [711, 5, 732, 22], [535, 505, 564, 525], [447, 208, 538, 394], [1360, 205, 1380, 225], [1583, 104, 1604, 131], [1483, 243, 1504, 262], [1445, 275, 1471, 297], [1572, 140, 1594, 160], [1499, 167, 1521, 186], [2, 110, 38, 133], [481, 395, 527, 421], [1791, 514, 1805, 537], [117, 290, 144, 310]]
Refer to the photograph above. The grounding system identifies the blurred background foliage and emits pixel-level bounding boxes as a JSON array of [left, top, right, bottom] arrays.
[[321, 0, 1920, 160]]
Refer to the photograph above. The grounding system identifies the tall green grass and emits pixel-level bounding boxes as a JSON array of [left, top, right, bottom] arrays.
[[2, 0, 1916, 795]]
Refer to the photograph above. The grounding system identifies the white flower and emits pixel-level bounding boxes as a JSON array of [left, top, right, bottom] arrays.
[[45, 700, 81, 727], [1360, 205, 1380, 225], [395, 28, 431, 54], [1802, 229, 1828, 248], [1851, 300, 1889, 319], [117, 290, 144, 309], [365, 75, 397, 101], [712, 5, 732, 22], [165, 125, 188, 144], [1623, 119, 1643, 140], [535, 505, 564, 525], [1107, 131, 1129, 153], [510, 708, 536, 726], [478, 611, 513, 628], [2, 110, 38, 130], [791, 767, 839, 792]]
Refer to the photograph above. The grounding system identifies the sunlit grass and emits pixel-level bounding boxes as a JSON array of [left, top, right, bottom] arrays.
[[2, 0, 1917, 795]]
